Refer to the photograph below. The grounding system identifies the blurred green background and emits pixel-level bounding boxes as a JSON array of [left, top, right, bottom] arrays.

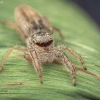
[[0, 0, 100, 100]]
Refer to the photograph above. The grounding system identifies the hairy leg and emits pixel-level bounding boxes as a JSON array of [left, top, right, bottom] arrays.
[[52, 26, 64, 39], [0, 45, 27, 70], [57, 45, 87, 70], [55, 50, 76, 85], [2, 20, 27, 43], [24, 50, 43, 84]]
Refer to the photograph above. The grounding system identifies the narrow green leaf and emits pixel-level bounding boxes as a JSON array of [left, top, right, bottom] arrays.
[[0, 0, 100, 100]]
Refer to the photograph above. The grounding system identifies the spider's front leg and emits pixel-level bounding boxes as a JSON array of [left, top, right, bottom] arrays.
[[0, 45, 27, 71], [57, 45, 87, 70], [24, 50, 43, 84], [55, 49, 76, 85]]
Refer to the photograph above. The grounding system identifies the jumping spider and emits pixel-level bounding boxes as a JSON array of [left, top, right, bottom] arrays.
[[0, 5, 87, 85]]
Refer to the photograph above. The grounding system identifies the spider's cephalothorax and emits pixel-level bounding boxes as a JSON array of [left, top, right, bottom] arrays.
[[28, 30, 55, 63]]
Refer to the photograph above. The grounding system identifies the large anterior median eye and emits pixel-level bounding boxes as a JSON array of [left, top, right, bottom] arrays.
[[36, 40, 53, 47]]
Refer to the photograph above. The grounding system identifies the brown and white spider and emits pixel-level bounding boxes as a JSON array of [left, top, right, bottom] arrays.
[[0, 5, 86, 85]]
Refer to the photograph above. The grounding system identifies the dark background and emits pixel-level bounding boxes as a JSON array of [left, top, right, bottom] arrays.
[[70, 0, 100, 29]]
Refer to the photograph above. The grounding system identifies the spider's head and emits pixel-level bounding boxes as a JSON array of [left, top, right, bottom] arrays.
[[32, 31, 53, 48]]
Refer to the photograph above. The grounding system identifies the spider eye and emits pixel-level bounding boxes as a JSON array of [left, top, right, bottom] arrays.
[[36, 40, 53, 47]]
